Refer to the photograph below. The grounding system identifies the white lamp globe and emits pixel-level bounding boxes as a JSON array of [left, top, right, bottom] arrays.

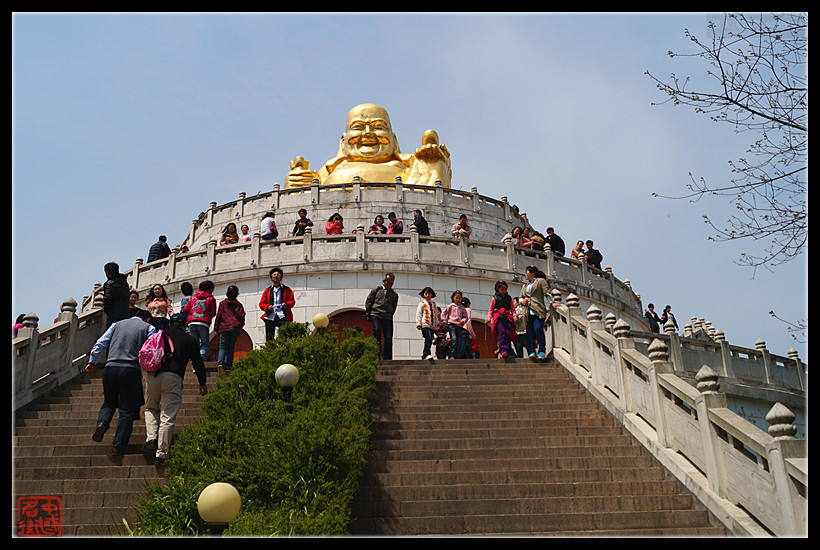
[[275, 363, 299, 388], [197, 482, 241, 524], [312, 312, 329, 329]]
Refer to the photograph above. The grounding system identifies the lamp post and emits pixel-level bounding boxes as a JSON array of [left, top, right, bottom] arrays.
[[312, 312, 329, 333], [196, 482, 241, 536], [275, 363, 299, 412]]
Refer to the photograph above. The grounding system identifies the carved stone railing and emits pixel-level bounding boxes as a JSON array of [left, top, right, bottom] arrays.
[[13, 298, 107, 411], [548, 295, 807, 537]]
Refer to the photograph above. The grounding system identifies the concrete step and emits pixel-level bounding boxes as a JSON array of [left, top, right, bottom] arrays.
[[13, 364, 221, 536], [351, 358, 725, 536]]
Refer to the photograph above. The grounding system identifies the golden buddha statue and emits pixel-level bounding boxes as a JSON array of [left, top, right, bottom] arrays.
[[284, 103, 451, 188]]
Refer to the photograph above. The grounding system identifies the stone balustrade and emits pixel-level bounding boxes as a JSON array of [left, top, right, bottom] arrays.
[[13, 298, 106, 410], [548, 296, 807, 536]]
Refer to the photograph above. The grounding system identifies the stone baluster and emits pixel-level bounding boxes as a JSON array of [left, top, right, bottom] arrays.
[[167, 245, 179, 282], [207, 201, 217, 228], [787, 348, 805, 391], [605, 266, 616, 296], [694, 365, 727, 498], [664, 317, 684, 373], [764, 403, 806, 536], [565, 294, 581, 364], [713, 330, 733, 379], [301, 226, 312, 262], [409, 224, 420, 262], [271, 182, 280, 210], [310, 178, 320, 205], [585, 304, 604, 385], [17, 312, 40, 392], [435, 179, 444, 205], [131, 258, 143, 293], [356, 224, 366, 260], [251, 230, 262, 266], [544, 242, 555, 277], [648, 338, 674, 447], [612, 318, 634, 412], [755, 339, 773, 384], [206, 238, 217, 274], [236, 191, 246, 218], [395, 176, 403, 203], [471, 186, 480, 212], [605, 312, 617, 334], [353, 176, 361, 202], [501, 195, 512, 222]]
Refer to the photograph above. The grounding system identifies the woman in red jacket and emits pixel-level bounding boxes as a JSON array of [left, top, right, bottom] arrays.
[[259, 267, 295, 341]]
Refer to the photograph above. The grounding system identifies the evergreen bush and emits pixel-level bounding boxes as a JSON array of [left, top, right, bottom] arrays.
[[131, 323, 379, 536]]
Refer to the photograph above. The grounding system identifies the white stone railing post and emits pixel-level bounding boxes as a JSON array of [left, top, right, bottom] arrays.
[[206, 238, 217, 274], [544, 243, 555, 277], [585, 304, 605, 385], [301, 227, 312, 262], [251, 231, 262, 266], [565, 294, 582, 365], [755, 339, 774, 385], [787, 348, 805, 391], [434, 179, 444, 205], [356, 224, 366, 260], [132, 257, 143, 290], [648, 338, 674, 448], [395, 176, 404, 203], [16, 312, 40, 392], [459, 235, 470, 265], [764, 403, 807, 536], [694, 365, 729, 497], [409, 224, 420, 262], [206, 200, 217, 228], [271, 182, 281, 210], [310, 179, 320, 205], [612, 318, 635, 413], [167, 246, 179, 282]]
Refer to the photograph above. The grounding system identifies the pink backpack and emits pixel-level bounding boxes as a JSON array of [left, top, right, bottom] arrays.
[[139, 330, 174, 372]]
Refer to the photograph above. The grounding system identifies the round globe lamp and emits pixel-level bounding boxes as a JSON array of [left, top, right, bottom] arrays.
[[276, 363, 299, 412], [312, 312, 329, 332], [197, 482, 241, 535]]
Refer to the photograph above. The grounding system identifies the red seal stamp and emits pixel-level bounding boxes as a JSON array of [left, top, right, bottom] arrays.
[[17, 496, 62, 537]]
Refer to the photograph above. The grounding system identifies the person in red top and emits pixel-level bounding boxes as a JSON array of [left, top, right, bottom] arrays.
[[183, 280, 217, 360], [259, 267, 295, 341], [325, 213, 344, 235]]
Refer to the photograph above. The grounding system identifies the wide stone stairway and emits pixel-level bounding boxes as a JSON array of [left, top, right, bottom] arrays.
[[350, 358, 727, 536], [13, 365, 218, 536], [14, 357, 728, 537]]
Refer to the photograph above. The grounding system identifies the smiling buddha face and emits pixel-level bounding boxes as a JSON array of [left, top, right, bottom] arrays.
[[342, 103, 399, 163]]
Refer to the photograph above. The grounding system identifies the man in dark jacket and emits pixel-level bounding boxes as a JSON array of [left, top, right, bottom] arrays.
[[86, 311, 155, 455], [142, 313, 208, 466], [584, 240, 603, 269], [147, 235, 172, 263], [365, 272, 399, 360], [103, 262, 131, 328], [544, 227, 565, 257], [412, 209, 430, 236]]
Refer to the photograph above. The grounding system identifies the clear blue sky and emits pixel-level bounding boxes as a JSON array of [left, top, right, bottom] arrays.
[[12, 12, 807, 360]]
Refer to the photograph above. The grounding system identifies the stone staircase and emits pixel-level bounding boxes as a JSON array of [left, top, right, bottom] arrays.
[[13, 365, 218, 536], [350, 358, 728, 536]]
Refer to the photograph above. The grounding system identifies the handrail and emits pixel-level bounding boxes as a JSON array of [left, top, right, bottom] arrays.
[[548, 296, 807, 536]]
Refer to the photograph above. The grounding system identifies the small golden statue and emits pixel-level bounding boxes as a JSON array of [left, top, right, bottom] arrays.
[[284, 103, 451, 188]]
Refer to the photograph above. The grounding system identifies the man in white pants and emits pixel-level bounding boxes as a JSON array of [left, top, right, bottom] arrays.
[[142, 313, 208, 466]]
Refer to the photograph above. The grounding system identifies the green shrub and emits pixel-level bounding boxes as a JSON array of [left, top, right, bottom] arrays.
[[131, 323, 379, 536]]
